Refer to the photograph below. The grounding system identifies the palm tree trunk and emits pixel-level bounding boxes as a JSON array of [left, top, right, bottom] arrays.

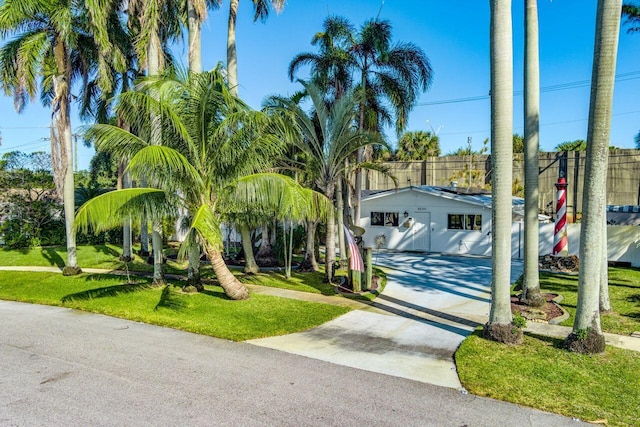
[[324, 186, 336, 283], [118, 157, 133, 261], [566, 0, 621, 354], [600, 214, 612, 312], [227, 0, 239, 97], [187, 0, 203, 73], [336, 178, 346, 265], [206, 245, 249, 300], [151, 220, 164, 285], [187, 244, 203, 291], [300, 219, 319, 272], [239, 223, 259, 274], [256, 224, 278, 266], [485, 0, 519, 344], [52, 40, 80, 275], [522, 0, 543, 307]]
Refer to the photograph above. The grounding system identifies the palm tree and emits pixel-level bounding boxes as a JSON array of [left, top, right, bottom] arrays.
[[226, 0, 285, 97], [565, 0, 622, 354], [395, 131, 440, 161], [349, 18, 433, 226], [0, 0, 114, 275], [484, 0, 521, 344], [288, 15, 355, 102], [521, 0, 544, 307], [186, 0, 222, 73], [80, 69, 290, 298], [267, 82, 384, 283], [622, 1, 640, 32]]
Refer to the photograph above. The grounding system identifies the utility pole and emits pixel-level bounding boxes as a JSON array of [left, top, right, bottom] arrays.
[[467, 136, 473, 189]]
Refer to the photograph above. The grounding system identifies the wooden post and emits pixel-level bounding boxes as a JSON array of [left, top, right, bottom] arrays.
[[351, 264, 362, 293], [365, 247, 373, 291]]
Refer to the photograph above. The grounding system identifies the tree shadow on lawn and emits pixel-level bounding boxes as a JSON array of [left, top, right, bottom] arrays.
[[88, 244, 120, 258], [155, 285, 187, 311], [61, 281, 153, 303], [41, 247, 65, 267]]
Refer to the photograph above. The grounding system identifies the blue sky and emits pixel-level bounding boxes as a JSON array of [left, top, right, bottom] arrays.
[[1, 0, 639, 170]]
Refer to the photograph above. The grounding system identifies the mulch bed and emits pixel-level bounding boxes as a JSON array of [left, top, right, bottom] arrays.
[[511, 293, 564, 322]]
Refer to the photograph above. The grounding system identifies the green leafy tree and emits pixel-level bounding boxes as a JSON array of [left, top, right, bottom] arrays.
[[350, 18, 433, 225], [622, 1, 640, 32], [288, 15, 355, 102], [395, 131, 440, 160], [0, 0, 117, 274], [0, 152, 64, 248], [565, 0, 622, 354], [79, 69, 299, 299], [555, 139, 587, 151], [266, 82, 386, 283], [512, 133, 525, 153]]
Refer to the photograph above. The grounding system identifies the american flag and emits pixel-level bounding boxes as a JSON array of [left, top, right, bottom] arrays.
[[343, 225, 365, 272]]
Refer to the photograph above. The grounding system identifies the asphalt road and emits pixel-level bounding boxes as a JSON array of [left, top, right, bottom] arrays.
[[0, 300, 585, 426]]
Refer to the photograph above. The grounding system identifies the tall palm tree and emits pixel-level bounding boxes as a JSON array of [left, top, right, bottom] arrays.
[[521, 0, 544, 307], [80, 69, 286, 298], [622, 1, 640, 32], [267, 82, 385, 283], [484, 0, 521, 344], [565, 0, 622, 354], [0, 0, 114, 274], [288, 15, 355, 102], [226, 0, 285, 97], [186, 0, 221, 73], [350, 18, 433, 226]]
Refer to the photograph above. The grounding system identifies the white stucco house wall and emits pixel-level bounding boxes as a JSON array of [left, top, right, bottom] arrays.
[[359, 186, 531, 257]]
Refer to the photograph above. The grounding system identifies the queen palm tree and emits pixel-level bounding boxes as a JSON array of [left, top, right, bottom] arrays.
[[80, 69, 288, 298], [186, 0, 221, 72], [484, 0, 521, 344], [521, 0, 544, 307], [0, 0, 117, 274], [565, 0, 622, 354], [349, 18, 433, 226], [267, 82, 385, 283], [622, 1, 640, 32], [226, 0, 285, 97], [288, 15, 355, 102]]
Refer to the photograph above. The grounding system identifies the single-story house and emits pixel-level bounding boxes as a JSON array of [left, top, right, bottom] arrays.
[[359, 185, 541, 256]]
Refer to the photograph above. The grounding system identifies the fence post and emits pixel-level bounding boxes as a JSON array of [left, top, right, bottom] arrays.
[[365, 247, 373, 291]]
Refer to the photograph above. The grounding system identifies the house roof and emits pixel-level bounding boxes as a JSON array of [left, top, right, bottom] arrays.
[[607, 205, 640, 226]]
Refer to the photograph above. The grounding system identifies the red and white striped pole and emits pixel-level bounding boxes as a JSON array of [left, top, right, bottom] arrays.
[[553, 176, 568, 256]]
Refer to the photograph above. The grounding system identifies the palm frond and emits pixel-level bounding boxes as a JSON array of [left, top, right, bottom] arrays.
[[75, 188, 172, 234]]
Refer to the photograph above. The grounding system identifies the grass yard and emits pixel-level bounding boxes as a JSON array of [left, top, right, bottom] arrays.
[[0, 244, 190, 274], [456, 330, 640, 427], [539, 267, 640, 335], [0, 271, 350, 341]]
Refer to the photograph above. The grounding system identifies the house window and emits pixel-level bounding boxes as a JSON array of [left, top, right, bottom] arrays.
[[448, 214, 482, 231], [448, 214, 464, 230], [371, 211, 399, 227]]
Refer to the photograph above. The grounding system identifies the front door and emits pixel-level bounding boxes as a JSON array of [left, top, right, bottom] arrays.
[[412, 212, 431, 252]]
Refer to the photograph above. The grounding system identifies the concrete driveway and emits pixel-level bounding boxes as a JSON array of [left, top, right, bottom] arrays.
[[249, 253, 524, 389]]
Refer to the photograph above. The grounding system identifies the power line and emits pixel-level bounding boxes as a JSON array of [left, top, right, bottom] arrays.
[[417, 71, 640, 107]]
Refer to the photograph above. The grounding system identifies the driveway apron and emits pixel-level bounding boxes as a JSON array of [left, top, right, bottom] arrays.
[[248, 253, 524, 389]]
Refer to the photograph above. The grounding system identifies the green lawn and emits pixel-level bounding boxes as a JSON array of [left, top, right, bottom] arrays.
[[0, 271, 350, 341], [539, 267, 640, 335], [456, 330, 640, 427], [0, 244, 190, 274]]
